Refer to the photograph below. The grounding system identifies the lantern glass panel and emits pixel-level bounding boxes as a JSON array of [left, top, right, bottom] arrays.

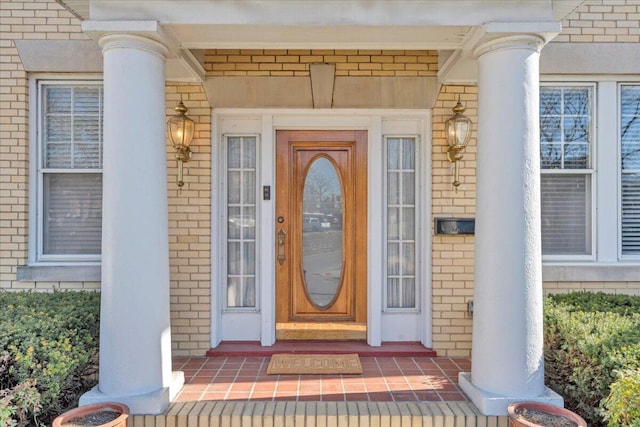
[[446, 116, 471, 147], [168, 116, 195, 149]]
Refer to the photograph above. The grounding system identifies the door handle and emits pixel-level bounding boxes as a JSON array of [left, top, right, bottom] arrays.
[[277, 228, 286, 265]]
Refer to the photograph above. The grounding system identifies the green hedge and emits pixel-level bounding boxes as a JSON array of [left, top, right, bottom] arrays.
[[602, 369, 640, 427], [0, 291, 100, 426], [2, 289, 638, 426], [545, 292, 640, 426]]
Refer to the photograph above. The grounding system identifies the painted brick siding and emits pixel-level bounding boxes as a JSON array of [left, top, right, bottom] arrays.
[[204, 49, 438, 77], [555, 0, 640, 43]]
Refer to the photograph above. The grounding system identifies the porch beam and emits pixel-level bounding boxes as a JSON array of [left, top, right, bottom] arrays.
[[86, 1, 567, 27], [204, 76, 440, 109]]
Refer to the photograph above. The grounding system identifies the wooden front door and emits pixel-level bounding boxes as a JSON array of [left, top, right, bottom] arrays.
[[275, 130, 367, 338]]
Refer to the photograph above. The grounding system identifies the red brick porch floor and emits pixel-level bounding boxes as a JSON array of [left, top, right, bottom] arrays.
[[172, 356, 470, 403]]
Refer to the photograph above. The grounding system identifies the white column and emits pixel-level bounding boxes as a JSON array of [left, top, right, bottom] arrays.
[[80, 33, 184, 414], [458, 35, 562, 415]]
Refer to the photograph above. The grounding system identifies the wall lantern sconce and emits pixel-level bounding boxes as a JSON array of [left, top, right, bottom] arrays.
[[167, 99, 195, 187], [445, 98, 472, 188]]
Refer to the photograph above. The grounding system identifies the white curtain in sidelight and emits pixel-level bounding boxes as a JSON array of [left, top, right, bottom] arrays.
[[386, 137, 416, 309], [226, 136, 257, 308]]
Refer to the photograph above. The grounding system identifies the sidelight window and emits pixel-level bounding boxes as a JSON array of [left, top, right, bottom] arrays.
[[385, 137, 417, 309], [226, 136, 257, 308]]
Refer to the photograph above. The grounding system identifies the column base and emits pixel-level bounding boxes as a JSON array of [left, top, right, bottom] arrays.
[[458, 372, 563, 416], [79, 371, 184, 414]]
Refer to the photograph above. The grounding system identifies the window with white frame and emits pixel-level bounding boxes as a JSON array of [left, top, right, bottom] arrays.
[[539, 85, 594, 258], [225, 135, 257, 308], [36, 81, 103, 262], [385, 136, 417, 309], [621, 85, 640, 257]]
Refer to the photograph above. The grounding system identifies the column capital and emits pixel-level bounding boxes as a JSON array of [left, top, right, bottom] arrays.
[[473, 34, 545, 60], [82, 20, 173, 58], [439, 21, 560, 83], [99, 33, 169, 60]]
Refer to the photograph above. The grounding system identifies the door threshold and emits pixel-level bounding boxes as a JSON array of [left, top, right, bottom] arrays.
[[276, 322, 366, 341], [206, 341, 437, 357]]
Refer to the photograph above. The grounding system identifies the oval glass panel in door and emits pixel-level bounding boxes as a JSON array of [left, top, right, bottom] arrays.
[[302, 157, 343, 308]]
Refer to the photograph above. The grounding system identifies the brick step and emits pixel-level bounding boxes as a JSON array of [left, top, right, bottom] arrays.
[[131, 401, 509, 427]]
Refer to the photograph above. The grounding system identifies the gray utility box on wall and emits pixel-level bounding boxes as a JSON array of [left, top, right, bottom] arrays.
[[434, 218, 475, 235]]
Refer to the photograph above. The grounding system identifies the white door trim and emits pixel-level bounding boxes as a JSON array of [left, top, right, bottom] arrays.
[[210, 109, 432, 348]]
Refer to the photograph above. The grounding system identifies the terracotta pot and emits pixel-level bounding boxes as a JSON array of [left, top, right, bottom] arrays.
[[52, 402, 129, 427], [507, 402, 587, 427]]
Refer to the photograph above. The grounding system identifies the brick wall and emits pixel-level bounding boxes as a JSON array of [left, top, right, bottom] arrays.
[[204, 49, 438, 77], [0, 0, 99, 291], [3, 0, 640, 360], [0, 0, 213, 355], [431, 85, 477, 357], [544, 0, 640, 298], [555, 0, 640, 43], [166, 84, 213, 355], [429, 83, 640, 356]]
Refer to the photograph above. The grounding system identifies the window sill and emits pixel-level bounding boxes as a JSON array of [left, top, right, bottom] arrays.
[[17, 265, 101, 282], [543, 264, 640, 282]]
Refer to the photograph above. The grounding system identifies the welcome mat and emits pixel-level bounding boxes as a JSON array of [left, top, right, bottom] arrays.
[[266, 353, 363, 375]]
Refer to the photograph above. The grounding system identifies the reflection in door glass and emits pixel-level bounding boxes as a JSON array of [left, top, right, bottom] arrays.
[[302, 157, 343, 308]]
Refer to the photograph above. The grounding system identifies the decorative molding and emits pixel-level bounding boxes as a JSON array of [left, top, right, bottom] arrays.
[[310, 64, 335, 109]]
